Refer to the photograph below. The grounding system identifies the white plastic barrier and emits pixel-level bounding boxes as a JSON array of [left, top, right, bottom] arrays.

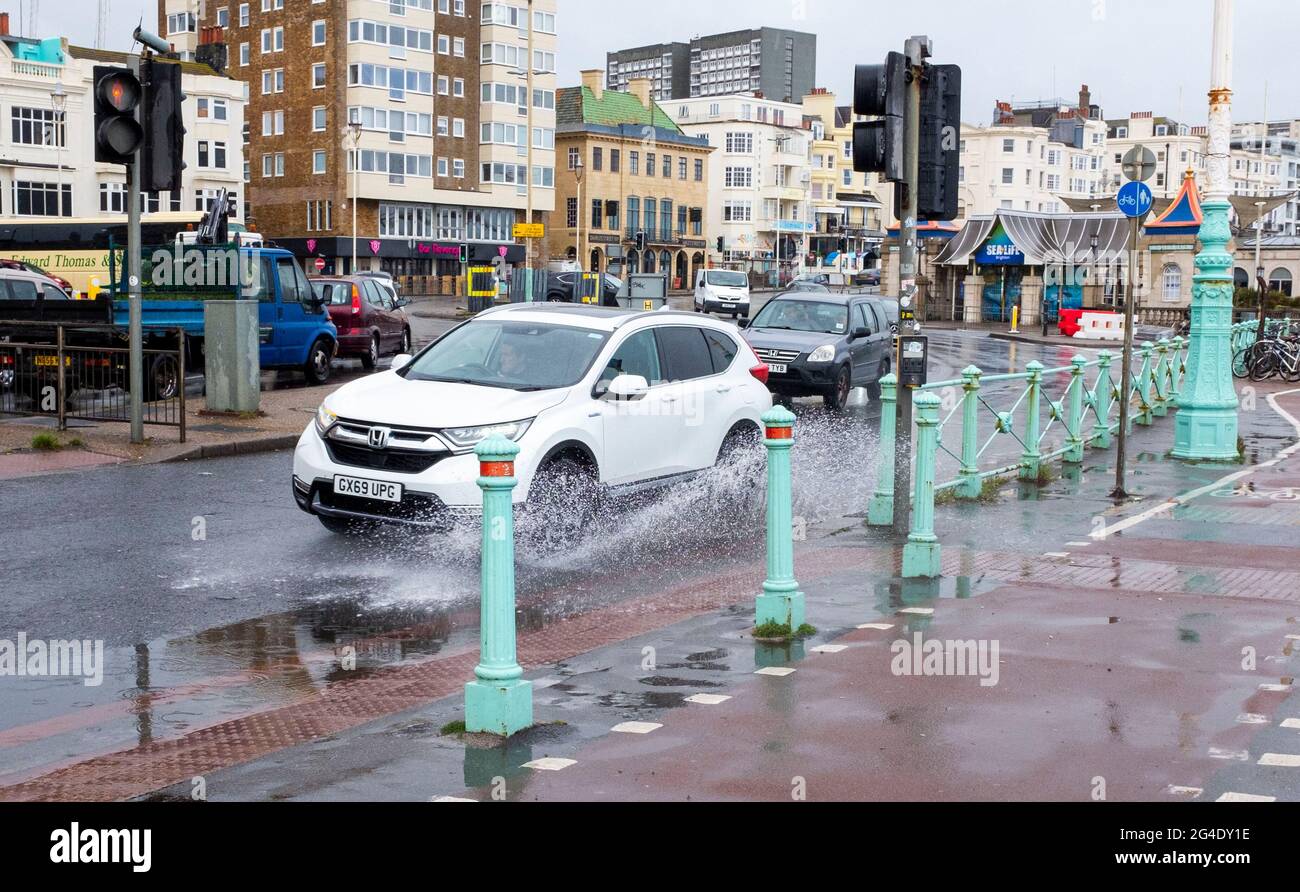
[[1074, 312, 1125, 341]]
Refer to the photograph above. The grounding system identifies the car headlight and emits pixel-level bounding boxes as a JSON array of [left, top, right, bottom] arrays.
[[314, 404, 338, 436], [808, 345, 837, 364], [442, 418, 534, 449]]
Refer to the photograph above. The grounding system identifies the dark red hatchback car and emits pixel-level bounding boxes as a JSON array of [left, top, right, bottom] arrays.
[[310, 276, 412, 370]]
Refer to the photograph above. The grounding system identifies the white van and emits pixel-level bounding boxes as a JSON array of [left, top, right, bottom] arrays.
[[694, 268, 751, 319]]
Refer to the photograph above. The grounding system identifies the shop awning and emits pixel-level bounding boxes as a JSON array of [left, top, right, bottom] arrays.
[[935, 211, 1129, 266]]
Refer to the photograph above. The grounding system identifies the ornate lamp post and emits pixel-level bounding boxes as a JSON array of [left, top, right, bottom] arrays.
[[1173, 0, 1240, 461], [343, 121, 362, 274]]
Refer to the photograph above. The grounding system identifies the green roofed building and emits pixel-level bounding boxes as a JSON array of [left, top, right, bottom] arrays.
[[547, 70, 715, 288]]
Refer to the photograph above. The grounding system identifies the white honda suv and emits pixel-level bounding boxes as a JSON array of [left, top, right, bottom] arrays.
[[293, 304, 773, 536]]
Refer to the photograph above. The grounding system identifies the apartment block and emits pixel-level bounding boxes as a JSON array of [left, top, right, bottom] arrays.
[[166, 0, 557, 277], [608, 27, 815, 104]]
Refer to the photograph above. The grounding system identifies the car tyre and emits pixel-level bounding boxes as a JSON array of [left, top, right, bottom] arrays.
[[824, 364, 852, 411], [866, 359, 889, 401], [716, 423, 762, 467], [361, 334, 379, 371], [401, 328, 412, 354], [305, 338, 333, 386], [144, 354, 180, 402], [523, 454, 600, 549]]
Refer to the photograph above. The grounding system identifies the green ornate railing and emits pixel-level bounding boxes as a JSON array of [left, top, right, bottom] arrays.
[[871, 337, 1192, 578]]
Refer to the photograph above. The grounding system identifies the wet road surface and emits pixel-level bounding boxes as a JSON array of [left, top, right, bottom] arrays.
[[6, 329, 1294, 801]]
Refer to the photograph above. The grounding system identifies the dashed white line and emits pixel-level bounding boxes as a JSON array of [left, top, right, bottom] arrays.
[[1281, 718, 1300, 730], [1066, 541, 1093, 548], [898, 607, 935, 616], [611, 721, 662, 735], [1236, 713, 1271, 725], [430, 796, 476, 802], [1287, 634, 1300, 642], [685, 693, 731, 706], [754, 666, 796, 677], [1164, 785, 1203, 797], [1043, 552, 1071, 559], [810, 644, 848, 654], [1216, 792, 1276, 803], [1258, 752, 1300, 768], [858, 623, 896, 631], [1207, 747, 1250, 762], [1260, 683, 1295, 693], [522, 757, 577, 771]]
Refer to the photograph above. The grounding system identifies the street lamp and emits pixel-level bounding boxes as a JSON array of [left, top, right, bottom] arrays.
[[573, 156, 585, 276], [343, 121, 362, 274], [50, 84, 66, 218], [1254, 199, 1268, 334]]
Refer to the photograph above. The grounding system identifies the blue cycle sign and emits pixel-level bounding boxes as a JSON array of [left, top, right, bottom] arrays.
[[1117, 181, 1153, 219]]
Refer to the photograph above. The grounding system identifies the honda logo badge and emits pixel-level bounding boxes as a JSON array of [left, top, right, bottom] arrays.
[[368, 427, 391, 449]]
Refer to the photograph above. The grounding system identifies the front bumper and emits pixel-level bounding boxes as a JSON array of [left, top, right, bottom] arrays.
[[765, 360, 839, 397], [700, 297, 750, 315], [292, 424, 522, 526]]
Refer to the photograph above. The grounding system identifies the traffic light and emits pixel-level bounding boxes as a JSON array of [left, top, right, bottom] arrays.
[[716, 236, 725, 254], [635, 231, 647, 252], [852, 51, 905, 181], [141, 58, 186, 193], [916, 64, 961, 222], [458, 244, 469, 264], [93, 65, 144, 164]]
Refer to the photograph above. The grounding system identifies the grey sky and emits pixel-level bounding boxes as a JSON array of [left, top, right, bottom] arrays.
[[11, 0, 1295, 124]]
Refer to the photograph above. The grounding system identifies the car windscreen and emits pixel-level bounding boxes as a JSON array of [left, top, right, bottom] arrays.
[[752, 300, 850, 335], [705, 271, 748, 288], [312, 281, 353, 305], [404, 319, 610, 391]]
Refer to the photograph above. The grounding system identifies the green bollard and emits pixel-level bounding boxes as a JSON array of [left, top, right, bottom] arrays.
[[755, 405, 805, 631], [957, 365, 983, 499], [1064, 355, 1088, 464], [1152, 339, 1171, 417], [1019, 361, 1044, 481], [464, 435, 533, 737], [867, 374, 897, 526], [1091, 351, 1113, 448], [902, 392, 942, 579], [1136, 342, 1154, 426]]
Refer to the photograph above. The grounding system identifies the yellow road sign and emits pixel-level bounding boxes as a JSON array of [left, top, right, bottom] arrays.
[[513, 223, 545, 240]]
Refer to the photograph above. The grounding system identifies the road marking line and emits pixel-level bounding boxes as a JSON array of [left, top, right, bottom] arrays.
[[1208, 747, 1249, 761], [1287, 635, 1300, 642], [754, 667, 796, 677], [1165, 785, 1203, 797], [522, 757, 577, 771], [898, 607, 935, 616], [431, 796, 476, 803], [1217, 792, 1276, 803], [1281, 718, 1300, 730], [1260, 683, 1294, 693], [611, 721, 662, 734], [858, 623, 896, 631], [1044, 552, 1071, 559], [1066, 541, 1092, 547], [810, 645, 848, 654], [685, 694, 731, 705], [1236, 713, 1271, 725], [1258, 752, 1300, 767]]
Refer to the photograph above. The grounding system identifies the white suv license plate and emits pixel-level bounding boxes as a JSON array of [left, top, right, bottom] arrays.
[[334, 475, 404, 503], [767, 363, 788, 374]]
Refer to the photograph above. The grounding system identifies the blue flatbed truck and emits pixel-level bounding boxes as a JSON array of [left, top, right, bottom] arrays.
[[0, 245, 338, 401]]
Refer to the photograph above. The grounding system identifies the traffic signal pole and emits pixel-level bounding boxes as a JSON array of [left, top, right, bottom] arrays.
[[892, 36, 927, 536], [127, 55, 144, 445]]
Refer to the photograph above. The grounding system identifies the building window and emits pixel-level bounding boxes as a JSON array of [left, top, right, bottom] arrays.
[[312, 64, 326, 88], [312, 20, 326, 46], [13, 181, 72, 216], [566, 197, 577, 228], [568, 147, 580, 170], [313, 107, 326, 131], [11, 107, 65, 147], [216, 7, 229, 27], [694, 159, 703, 182], [313, 150, 327, 174], [1161, 264, 1182, 302], [592, 147, 602, 171], [99, 182, 126, 214], [629, 151, 639, 176], [239, 42, 249, 66], [239, 3, 249, 26]]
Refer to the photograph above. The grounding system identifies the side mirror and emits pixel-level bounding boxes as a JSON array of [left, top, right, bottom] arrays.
[[606, 374, 649, 401], [390, 353, 413, 372], [851, 326, 870, 340], [737, 317, 751, 329], [395, 296, 411, 309]]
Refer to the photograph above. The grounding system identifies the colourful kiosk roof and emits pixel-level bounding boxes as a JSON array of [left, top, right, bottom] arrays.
[[1144, 169, 1203, 236]]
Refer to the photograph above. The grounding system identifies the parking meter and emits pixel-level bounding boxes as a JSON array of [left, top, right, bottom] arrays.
[[897, 336, 929, 387]]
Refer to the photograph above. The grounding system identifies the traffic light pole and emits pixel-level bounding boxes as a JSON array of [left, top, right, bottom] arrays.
[[892, 36, 926, 537], [127, 55, 144, 445]]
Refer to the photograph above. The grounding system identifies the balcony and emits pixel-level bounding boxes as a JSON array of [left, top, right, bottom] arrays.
[[3, 58, 63, 80]]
